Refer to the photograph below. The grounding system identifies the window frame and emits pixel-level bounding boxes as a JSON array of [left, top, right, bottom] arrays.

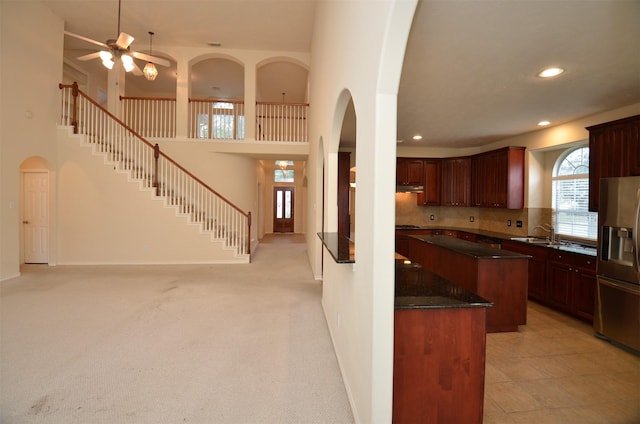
[[551, 146, 597, 241]]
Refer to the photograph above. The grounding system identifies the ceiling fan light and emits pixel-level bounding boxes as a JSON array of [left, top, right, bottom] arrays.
[[102, 58, 115, 70], [121, 54, 134, 72], [99, 50, 113, 61], [143, 62, 158, 80]]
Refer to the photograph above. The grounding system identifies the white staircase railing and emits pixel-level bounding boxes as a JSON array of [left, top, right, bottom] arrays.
[[59, 83, 251, 259]]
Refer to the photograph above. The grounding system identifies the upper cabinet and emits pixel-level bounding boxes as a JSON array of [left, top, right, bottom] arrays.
[[587, 115, 640, 212], [417, 159, 441, 206], [396, 158, 424, 186], [441, 157, 470, 206], [471, 147, 525, 209], [397, 146, 525, 209]]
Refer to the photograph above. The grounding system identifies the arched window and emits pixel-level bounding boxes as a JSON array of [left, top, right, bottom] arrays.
[[552, 146, 598, 240]]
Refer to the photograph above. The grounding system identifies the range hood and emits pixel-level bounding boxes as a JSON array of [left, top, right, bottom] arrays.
[[396, 184, 424, 193]]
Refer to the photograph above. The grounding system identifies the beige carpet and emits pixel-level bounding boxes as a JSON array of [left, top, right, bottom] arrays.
[[0, 243, 353, 423]]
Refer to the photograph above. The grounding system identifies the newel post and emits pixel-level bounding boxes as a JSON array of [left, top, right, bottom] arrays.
[[153, 143, 160, 196], [71, 81, 79, 134]]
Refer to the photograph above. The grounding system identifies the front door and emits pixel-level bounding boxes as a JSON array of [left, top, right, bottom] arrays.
[[23, 171, 49, 263], [273, 187, 294, 233]]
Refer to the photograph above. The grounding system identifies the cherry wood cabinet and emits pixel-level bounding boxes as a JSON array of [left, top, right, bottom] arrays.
[[417, 159, 441, 206], [501, 240, 549, 303], [396, 158, 424, 186], [471, 147, 525, 209], [393, 307, 486, 423], [409, 236, 528, 332], [441, 157, 470, 206], [502, 240, 597, 323], [587, 114, 640, 211]]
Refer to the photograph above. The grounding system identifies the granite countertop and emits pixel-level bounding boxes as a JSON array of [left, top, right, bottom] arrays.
[[410, 235, 531, 259], [396, 225, 597, 257], [394, 257, 493, 309], [317, 232, 354, 263]]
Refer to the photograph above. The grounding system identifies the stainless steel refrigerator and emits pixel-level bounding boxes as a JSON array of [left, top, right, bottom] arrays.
[[595, 176, 640, 354]]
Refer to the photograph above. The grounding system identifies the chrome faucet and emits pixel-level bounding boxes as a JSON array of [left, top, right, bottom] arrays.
[[534, 223, 556, 243]]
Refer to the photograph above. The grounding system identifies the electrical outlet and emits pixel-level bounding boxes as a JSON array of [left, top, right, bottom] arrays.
[[469, 216, 474, 222], [430, 214, 435, 221], [507, 219, 512, 227], [516, 220, 523, 228]]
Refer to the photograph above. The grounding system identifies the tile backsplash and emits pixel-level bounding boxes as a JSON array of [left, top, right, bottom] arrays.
[[395, 193, 552, 236]]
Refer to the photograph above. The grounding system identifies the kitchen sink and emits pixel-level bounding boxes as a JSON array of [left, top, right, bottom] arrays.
[[510, 237, 568, 246], [510, 237, 550, 244]]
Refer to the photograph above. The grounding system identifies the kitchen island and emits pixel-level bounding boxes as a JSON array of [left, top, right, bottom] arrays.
[[408, 235, 530, 332], [393, 256, 493, 424]]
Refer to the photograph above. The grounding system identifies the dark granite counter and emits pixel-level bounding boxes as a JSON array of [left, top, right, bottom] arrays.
[[410, 235, 531, 259], [394, 256, 493, 310], [396, 225, 597, 257], [317, 232, 354, 263]]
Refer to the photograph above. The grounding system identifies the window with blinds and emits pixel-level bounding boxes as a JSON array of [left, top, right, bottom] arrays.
[[552, 147, 598, 240]]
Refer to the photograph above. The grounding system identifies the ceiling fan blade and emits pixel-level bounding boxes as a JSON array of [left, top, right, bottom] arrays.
[[131, 62, 143, 76], [116, 32, 135, 49], [76, 51, 102, 61], [64, 30, 108, 48], [131, 51, 170, 67]]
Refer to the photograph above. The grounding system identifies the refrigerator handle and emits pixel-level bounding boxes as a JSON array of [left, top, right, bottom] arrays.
[[635, 188, 640, 273]]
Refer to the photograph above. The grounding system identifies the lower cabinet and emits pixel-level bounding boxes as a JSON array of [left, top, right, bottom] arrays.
[[393, 307, 486, 423], [502, 241, 596, 323]]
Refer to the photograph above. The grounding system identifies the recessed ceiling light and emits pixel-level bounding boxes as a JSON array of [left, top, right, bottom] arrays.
[[538, 120, 551, 126], [412, 135, 423, 140], [537, 67, 564, 78]]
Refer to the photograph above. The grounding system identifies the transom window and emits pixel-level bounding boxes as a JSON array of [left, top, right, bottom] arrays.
[[274, 160, 294, 182], [552, 147, 597, 240]]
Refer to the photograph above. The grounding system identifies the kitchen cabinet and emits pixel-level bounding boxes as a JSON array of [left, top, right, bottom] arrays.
[[547, 253, 573, 313], [417, 159, 441, 206], [396, 158, 424, 186], [501, 240, 549, 303], [547, 249, 597, 321], [394, 307, 486, 423], [441, 157, 470, 206], [409, 235, 528, 332], [471, 147, 525, 209], [587, 114, 640, 211], [503, 240, 597, 323]]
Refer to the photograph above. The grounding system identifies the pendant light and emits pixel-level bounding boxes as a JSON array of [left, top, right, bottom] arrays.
[[143, 31, 158, 81]]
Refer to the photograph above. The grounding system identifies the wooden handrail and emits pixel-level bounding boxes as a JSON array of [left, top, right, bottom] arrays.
[[257, 101, 310, 106], [120, 95, 177, 102], [59, 83, 252, 256]]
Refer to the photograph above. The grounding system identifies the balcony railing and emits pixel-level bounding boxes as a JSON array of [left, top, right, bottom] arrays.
[[256, 102, 308, 142], [120, 96, 176, 138], [118, 96, 308, 142]]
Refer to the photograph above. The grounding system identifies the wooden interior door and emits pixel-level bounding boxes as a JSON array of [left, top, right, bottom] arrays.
[[273, 187, 294, 232]]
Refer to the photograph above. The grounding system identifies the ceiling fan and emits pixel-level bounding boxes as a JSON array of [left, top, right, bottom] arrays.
[[64, 0, 170, 78]]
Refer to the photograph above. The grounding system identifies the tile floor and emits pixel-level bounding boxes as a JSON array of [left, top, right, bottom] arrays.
[[484, 301, 640, 424]]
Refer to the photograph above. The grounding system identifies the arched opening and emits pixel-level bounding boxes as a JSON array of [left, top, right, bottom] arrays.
[[338, 98, 356, 239]]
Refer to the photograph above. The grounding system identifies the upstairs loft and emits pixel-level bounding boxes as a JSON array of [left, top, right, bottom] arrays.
[[63, 49, 311, 156]]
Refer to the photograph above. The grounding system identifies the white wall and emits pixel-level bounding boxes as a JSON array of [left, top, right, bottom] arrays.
[[56, 130, 246, 264], [0, 1, 64, 280], [307, 1, 417, 422]]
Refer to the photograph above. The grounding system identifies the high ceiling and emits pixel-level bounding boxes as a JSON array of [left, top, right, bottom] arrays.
[[44, 0, 640, 148]]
